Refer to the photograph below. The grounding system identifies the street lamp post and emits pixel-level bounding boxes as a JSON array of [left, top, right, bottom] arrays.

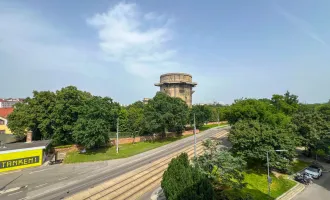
[[217, 108, 220, 127], [194, 113, 197, 158], [116, 118, 119, 154], [267, 149, 287, 196]]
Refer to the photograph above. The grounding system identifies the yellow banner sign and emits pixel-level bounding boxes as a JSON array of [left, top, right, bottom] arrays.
[[0, 156, 40, 169], [0, 149, 43, 173]]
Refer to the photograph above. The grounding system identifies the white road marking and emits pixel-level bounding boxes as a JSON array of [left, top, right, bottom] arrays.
[[29, 168, 52, 174], [18, 198, 27, 200], [8, 191, 22, 196], [0, 187, 21, 195], [23, 129, 228, 200], [58, 176, 68, 181], [0, 170, 22, 176], [35, 183, 48, 188]]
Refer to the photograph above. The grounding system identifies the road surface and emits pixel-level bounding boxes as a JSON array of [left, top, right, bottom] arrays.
[[0, 126, 229, 200], [293, 161, 330, 200]]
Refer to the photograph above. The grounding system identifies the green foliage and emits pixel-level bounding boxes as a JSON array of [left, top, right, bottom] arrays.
[[219, 190, 254, 200], [227, 99, 290, 127], [291, 110, 330, 155], [194, 139, 246, 189], [118, 108, 129, 132], [144, 92, 189, 136], [190, 105, 212, 128], [8, 91, 56, 140], [162, 153, 215, 200], [289, 160, 311, 173], [8, 86, 121, 147], [271, 91, 299, 115], [73, 96, 117, 149], [229, 120, 296, 171], [126, 104, 146, 138], [51, 86, 92, 145], [316, 103, 330, 122]]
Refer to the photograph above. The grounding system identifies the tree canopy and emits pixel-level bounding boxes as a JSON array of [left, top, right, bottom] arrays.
[[162, 153, 215, 200], [144, 92, 189, 136], [229, 120, 296, 171], [190, 105, 212, 128], [194, 139, 246, 189]]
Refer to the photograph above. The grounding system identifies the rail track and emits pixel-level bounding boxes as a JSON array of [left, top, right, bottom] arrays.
[[66, 130, 228, 200]]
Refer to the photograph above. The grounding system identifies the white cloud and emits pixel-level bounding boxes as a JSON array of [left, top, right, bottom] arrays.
[[0, 2, 110, 79], [87, 2, 180, 77]]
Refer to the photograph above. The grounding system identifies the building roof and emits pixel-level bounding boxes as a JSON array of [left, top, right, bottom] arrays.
[[0, 140, 51, 153], [155, 81, 198, 86], [0, 108, 14, 118], [160, 73, 192, 77]]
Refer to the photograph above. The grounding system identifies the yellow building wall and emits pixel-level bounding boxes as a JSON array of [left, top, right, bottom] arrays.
[[0, 149, 43, 173], [0, 124, 12, 134]]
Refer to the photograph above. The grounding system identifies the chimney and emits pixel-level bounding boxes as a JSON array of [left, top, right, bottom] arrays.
[[26, 131, 33, 143]]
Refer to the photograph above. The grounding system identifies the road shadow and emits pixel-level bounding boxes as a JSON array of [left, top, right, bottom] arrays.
[[0, 174, 22, 191]]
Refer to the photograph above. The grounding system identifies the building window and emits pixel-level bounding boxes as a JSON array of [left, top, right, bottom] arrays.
[[0, 130, 5, 134], [0, 120, 4, 125]]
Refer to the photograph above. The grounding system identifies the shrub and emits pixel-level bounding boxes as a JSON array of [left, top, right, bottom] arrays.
[[161, 153, 215, 200]]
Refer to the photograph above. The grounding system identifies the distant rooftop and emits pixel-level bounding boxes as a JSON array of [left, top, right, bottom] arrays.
[[0, 140, 51, 153], [0, 108, 14, 118]]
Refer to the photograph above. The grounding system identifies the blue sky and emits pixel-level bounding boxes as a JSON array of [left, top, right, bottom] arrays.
[[1, 0, 329, 104]]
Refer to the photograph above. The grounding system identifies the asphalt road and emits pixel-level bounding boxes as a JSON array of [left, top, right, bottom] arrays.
[[293, 161, 330, 200], [0, 126, 229, 200]]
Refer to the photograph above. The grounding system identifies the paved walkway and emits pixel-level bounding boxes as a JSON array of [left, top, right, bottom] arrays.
[[292, 159, 330, 200]]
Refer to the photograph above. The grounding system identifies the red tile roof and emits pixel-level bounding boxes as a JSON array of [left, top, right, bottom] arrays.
[[0, 108, 14, 118]]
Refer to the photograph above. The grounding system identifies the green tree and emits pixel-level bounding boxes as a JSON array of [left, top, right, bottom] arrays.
[[8, 91, 56, 140], [73, 96, 117, 149], [162, 153, 215, 200], [292, 110, 330, 156], [229, 120, 296, 171], [190, 105, 212, 128], [144, 92, 189, 137], [271, 91, 299, 115], [194, 139, 246, 189], [51, 86, 92, 145], [316, 104, 330, 122], [227, 99, 290, 127], [118, 107, 129, 132], [7, 101, 32, 139], [126, 105, 145, 141]]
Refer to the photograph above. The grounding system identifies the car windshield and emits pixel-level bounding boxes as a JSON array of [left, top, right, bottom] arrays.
[[306, 167, 318, 173]]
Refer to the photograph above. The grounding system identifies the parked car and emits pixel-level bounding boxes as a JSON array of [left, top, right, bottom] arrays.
[[304, 165, 322, 179]]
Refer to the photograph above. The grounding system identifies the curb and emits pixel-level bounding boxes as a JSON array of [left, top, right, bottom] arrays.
[[276, 181, 305, 200], [150, 187, 166, 200]]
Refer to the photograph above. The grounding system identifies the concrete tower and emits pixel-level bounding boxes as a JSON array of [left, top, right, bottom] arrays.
[[155, 73, 197, 107]]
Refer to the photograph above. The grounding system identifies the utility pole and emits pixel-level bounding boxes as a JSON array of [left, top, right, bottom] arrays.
[[267, 151, 271, 196], [194, 113, 197, 158], [116, 118, 119, 153], [267, 150, 287, 196], [217, 108, 220, 127]]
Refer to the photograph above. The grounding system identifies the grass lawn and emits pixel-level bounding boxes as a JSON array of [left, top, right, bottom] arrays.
[[64, 124, 227, 164], [222, 169, 296, 200], [199, 123, 228, 131], [243, 169, 296, 199], [289, 160, 311, 173], [64, 135, 191, 164]]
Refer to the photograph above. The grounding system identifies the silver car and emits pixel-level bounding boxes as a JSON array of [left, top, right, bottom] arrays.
[[304, 166, 322, 179]]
